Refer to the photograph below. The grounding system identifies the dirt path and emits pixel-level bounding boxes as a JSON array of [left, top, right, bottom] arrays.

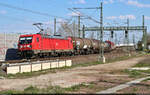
[[0, 56, 149, 91]]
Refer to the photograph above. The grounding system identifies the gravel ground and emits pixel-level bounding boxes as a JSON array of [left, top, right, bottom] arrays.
[[0, 54, 149, 92]]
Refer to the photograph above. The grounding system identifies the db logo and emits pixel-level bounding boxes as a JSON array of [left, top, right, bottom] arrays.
[[56, 43, 58, 46]]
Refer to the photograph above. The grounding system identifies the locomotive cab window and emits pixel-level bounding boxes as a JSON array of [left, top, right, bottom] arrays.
[[19, 37, 32, 44], [37, 37, 39, 42]]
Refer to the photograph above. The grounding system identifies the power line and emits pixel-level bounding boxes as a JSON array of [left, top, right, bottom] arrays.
[[68, 8, 100, 24], [0, 2, 66, 19], [73, 7, 100, 9], [74, 9, 100, 24]]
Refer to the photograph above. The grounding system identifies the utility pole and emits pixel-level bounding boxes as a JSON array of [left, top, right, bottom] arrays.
[[54, 18, 56, 35], [142, 15, 147, 51], [133, 34, 135, 49], [126, 18, 130, 55], [115, 33, 117, 45], [127, 18, 129, 45], [99, 2, 105, 63], [97, 31, 99, 40], [78, 16, 80, 38], [73, 20, 76, 37], [82, 25, 85, 38]]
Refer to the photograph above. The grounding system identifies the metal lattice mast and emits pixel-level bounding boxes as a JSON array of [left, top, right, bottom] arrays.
[[54, 18, 56, 35], [127, 18, 129, 52], [78, 16, 81, 38], [142, 15, 147, 51], [115, 33, 117, 45], [99, 2, 105, 63], [133, 34, 135, 49], [82, 25, 85, 38], [73, 20, 76, 37]]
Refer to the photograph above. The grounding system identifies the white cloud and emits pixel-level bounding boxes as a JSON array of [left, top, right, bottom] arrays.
[[57, 18, 65, 22], [145, 16, 150, 20], [73, 0, 86, 4], [104, 0, 114, 4], [103, 0, 150, 8], [106, 15, 136, 20], [0, 10, 7, 15], [119, 15, 136, 20], [127, 0, 150, 8], [106, 16, 117, 20]]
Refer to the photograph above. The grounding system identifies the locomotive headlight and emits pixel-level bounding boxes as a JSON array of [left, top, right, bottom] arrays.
[[27, 45, 32, 48], [20, 45, 23, 48]]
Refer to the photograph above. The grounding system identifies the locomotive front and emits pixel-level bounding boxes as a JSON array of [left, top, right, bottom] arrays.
[[18, 35, 33, 58]]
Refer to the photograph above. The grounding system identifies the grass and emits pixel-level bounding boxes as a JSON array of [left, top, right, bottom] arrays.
[[106, 55, 130, 63], [122, 56, 150, 78], [0, 90, 22, 94], [72, 61, 102, 68], [64, 83, 86, 92], [134, 58, 150, 67], [133, 58, 150, 76], [123, 69, 150, 78], [0, 85, 65, 94], [122, 69, 144, 78], [133, 88, 138, 92], [23, 86, 39, 94], [64, 82, 98, 92], [0, 82, 98, 94], [106, 52, 145, 63], [143, 78, 150, 82]]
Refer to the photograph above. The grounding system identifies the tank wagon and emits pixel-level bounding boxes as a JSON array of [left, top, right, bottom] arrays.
[[18, 33, 115, 58]]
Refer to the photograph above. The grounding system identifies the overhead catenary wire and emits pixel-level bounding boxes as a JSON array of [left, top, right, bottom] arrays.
[[68, 8, 100, 24], [75, 8, 100, 24], [73, 7, 100, 9], [0, 2, 67, 19]]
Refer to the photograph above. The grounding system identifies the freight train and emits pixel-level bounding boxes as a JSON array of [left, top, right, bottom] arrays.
[[17, 33, 116, 58]]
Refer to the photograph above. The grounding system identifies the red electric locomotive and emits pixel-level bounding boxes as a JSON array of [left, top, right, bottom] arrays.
[[18, 33, 73, 58]]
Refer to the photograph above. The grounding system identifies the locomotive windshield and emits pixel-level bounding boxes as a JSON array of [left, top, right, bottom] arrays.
[[19, 37, 32, 44]]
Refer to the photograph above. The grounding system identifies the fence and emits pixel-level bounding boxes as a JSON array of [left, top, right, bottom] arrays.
[[6, 60, 72, 74]]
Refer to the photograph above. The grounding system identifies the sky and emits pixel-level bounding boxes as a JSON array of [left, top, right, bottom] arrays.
[[0, 0, 150, 43]]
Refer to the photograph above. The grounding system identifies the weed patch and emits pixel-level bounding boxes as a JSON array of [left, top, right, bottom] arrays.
[[122, 69, 144, 78], [134, 58, 150, 67]]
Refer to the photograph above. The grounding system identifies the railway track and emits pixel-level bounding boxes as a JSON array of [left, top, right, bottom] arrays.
[[0, 54, 97, 65], [0, 47, 133, 66]]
